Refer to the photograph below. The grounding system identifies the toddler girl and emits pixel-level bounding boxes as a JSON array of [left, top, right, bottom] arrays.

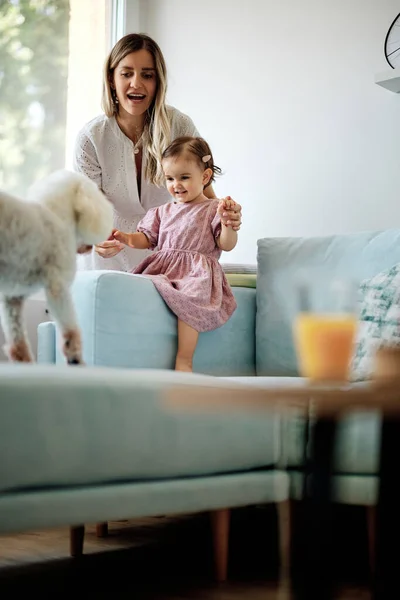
[[113, 136, 239, 371]]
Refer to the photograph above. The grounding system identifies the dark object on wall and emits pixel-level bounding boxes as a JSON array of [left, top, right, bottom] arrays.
[[385, 12, 400, 69]]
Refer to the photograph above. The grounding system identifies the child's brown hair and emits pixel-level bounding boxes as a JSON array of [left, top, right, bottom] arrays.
[[161, 136, 222, 188]]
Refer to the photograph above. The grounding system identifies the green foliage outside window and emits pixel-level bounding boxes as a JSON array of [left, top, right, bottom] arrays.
[[0, 0, 70, 196]]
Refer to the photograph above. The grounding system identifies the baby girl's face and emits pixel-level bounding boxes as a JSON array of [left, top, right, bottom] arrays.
[[163, 155, 211, 204]]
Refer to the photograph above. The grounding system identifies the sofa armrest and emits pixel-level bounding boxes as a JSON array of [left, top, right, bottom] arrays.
[[37, 322, 56, 364], [66, 270, 256, 375]]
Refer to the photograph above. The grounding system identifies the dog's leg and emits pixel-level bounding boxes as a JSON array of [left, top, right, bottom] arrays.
[[45, 283, 84, 365], [0, 296, 34, 362]]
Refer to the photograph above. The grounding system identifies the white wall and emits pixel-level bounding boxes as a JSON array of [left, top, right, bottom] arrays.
[[127, 0, 400, 263]]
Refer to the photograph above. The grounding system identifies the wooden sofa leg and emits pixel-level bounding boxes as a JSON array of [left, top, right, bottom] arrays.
[[70, 525, 85, 557], [367, 505, 376, 575], [210, 508, 230, 582], [96, 522, 108, 537], [277, 500, 291, 585]]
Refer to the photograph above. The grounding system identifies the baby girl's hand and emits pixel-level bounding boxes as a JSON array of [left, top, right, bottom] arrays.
[[217, 197, 241, 228], [113, 230, 136, 248], [107, 228, 118, 241]]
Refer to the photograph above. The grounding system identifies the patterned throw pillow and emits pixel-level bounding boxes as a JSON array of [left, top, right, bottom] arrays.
[[351, 264, 400, 381]]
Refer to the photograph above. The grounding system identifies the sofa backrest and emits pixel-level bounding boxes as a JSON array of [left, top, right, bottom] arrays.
[[52, 271, 257, 377], [256, 229, 400, 376]]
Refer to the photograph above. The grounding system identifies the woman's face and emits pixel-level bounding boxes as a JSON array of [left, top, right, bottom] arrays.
[[112, 49, 157, 118]]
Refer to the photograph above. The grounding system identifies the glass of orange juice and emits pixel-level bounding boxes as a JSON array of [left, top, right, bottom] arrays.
[[293, 279, 358, 382]]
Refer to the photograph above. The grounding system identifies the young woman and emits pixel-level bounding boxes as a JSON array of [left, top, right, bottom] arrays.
[[73, 33, 242, 272]]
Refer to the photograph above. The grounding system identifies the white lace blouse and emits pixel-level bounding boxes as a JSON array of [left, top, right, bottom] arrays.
[[73, 106, 200, 272]]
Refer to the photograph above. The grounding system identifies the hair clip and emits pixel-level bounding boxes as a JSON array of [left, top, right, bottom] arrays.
[[202, 154, 211, 163]]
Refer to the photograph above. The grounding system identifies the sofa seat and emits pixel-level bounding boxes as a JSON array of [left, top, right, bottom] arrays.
[[0, 365, 283, 493], [0, 364, 290, 536]]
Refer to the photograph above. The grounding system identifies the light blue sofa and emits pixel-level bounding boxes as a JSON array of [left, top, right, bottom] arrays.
[[2, 228, 400, 575]]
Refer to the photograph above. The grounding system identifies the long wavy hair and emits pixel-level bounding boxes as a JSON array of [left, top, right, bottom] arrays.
[[102, 33, 171, 186]]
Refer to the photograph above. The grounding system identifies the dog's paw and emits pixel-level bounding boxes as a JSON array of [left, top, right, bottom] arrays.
[[5, 341, 34, 363], [63, 329, 84, 366], [67, 357, 86, 366]]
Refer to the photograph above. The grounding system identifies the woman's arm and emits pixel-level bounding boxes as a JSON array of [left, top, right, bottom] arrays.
[[73, 131, 103, 189], [73, 130, 125, 259]]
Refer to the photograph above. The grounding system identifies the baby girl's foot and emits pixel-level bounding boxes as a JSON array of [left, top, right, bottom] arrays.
[[175, 357, 193, 372]]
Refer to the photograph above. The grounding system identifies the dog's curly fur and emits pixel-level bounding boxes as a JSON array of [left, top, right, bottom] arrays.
[[0, 170, 113, 364]]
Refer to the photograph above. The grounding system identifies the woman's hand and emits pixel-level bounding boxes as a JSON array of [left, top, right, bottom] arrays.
[[217, 197, 242, 230], [94, 229, 124, 258]]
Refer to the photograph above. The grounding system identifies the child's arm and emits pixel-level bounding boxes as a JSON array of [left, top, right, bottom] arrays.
[[113, 230, 150, 249], [216, 198, 238, 252]]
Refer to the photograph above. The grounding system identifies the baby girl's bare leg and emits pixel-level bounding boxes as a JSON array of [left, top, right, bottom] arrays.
[[175, 320, 199, 373]]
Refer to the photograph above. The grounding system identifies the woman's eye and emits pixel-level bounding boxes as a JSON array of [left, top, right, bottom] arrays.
[[143, 73, 154, 80]]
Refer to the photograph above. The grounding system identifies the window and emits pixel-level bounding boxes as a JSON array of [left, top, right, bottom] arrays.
[[0, 0, 110, 196]]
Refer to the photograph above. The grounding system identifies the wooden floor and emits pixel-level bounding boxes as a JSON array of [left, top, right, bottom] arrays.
[[0, 507, 371, 598]]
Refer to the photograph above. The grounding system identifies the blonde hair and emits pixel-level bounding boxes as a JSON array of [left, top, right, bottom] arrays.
[[161, 137, 222, 189], [102, 33, 171, 186]]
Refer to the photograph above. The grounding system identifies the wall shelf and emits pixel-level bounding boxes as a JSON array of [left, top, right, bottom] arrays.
[[375, 68, 400, 93]]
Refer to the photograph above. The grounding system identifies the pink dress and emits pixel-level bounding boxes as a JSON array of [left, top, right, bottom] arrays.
[[132, 199, 237, 332]]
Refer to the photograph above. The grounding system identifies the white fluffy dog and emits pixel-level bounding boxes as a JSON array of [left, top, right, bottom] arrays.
[[0, 170, 113, 364]]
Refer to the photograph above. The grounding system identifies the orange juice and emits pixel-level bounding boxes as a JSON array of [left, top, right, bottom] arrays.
[[294, 313, 357, 381]]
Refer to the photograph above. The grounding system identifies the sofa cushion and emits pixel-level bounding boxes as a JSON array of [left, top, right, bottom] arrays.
[[351, 263, 400, 381], [290, 473, 378, 505], [333, 409, 381, 475], [225, 273, 257, 288], [0, 365, 281, 493], [256, 229, 400, 376], [224, 376, 309, 468], [221, 263, 257, 274]]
